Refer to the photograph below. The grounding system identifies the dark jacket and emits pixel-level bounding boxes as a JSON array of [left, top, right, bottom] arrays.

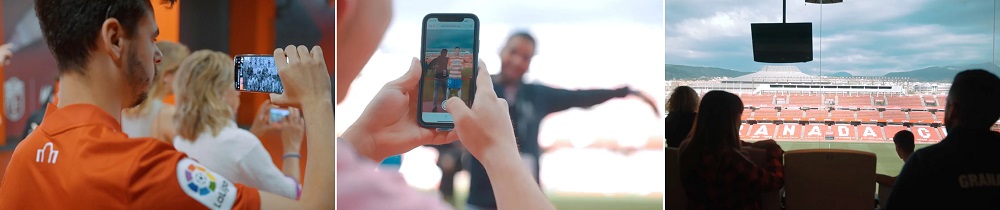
[[464, 78, 629, 208], [665, 111, 696, 148], [886, 129, 1000, 209]]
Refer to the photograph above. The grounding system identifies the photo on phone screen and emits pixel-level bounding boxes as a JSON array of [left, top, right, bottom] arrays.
[[417, 14, 479, 128], [234, 55, 284, 94], [269, 108, 290, 123]]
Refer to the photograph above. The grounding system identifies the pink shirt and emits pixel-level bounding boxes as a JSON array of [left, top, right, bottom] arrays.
[[336, 138, 454, 210]]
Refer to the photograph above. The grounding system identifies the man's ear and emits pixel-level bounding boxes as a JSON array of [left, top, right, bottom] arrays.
[[336, 0, 355, 25], [101, 18, 124, 63]]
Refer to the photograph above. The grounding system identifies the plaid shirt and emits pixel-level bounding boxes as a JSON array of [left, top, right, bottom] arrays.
[[680, 143, 785, 210]]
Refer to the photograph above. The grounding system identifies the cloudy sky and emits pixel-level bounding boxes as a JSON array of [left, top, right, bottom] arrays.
[[337, 0, 665, 145], [667, 0, 1000, 76]]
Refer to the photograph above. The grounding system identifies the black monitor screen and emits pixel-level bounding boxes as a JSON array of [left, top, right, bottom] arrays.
[[751, 22, 813, 63]]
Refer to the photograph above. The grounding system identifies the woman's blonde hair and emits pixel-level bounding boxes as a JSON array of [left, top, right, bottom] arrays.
[[173, 50, 235, 140], [123, 41, 190, 116]]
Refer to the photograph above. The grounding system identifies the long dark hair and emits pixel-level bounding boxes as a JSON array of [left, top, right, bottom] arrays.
[[681, 91, 744, 155]]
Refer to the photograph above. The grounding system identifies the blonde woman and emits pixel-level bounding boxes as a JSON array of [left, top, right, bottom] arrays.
[[120, 41, 188, 143], [171, 50, 304, 200]]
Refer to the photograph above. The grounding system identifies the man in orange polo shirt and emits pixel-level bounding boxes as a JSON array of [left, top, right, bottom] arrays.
[[0, 0, 335, 209]]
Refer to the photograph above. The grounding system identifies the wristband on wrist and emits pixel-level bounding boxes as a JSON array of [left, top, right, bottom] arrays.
[[283, 153, 301, 159]]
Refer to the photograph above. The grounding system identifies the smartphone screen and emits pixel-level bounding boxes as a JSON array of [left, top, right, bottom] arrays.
[[234, 55, 284, 94], [269, 108, 290, 123], [417, 14, 479, 128]]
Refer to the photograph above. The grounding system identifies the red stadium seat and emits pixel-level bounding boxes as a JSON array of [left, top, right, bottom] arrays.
[[830, 110, 856, 121], [754, 109, 779, 120], [747, 123, 777, 140], [838, 95, 872, 107], [912, 126, 943, 143], [829, 124, 857, 141], [740, 94, 774, 107], [803, 124, 828, 141], [908, 111, 934, 122], [789, 94, 821, 106], [857, 124, 884, 141], [775, 123, 803, 140], [741, 108, 752, 120], [857, 110, 881, 121], [804, 109, 827, 120], [940, 126, 948, 137], [882, 110, 907, 122], [884, 125, 909, 141], [886, 95, 924, 108]]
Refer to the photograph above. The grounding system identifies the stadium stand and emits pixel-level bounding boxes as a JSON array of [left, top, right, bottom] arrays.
[[804, 109, 828, 120], [857, 124, 884, 141], [741, 108, 753, 120], [739, 123, 751, 139], [838, 95, 873, 106], [911, 125, 943, 143], [830, 110, 856, 120], [747, 123, 777, 140], [740, 93, 774, 106], [908, 111, 934, 122], [822, 94, 837, 106], [882, 109, 908, 122], [775, 94, 788, 105], [775, 123, 803, 140], [784, 149, 877, 210], [857, 110, 881, 120], [886, 95, 924, 107], [939, 126, 948, 136], [873, 95, 888, 106], [830, 124, 857, 141], [933, 112, 943, 121], [883, 125, 909, 141], [803, 124, 828, 141], [753, 108, 779, 120], [789, 94, 821, 106], [920, 95, 938, 107]]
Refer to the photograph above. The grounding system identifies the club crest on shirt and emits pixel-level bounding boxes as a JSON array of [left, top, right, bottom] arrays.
[[176, 158, 237, 209]]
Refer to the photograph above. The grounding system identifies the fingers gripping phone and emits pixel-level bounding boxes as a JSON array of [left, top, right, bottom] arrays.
[[234, 54, 287, 94], [417, 13, 480, 128], [269, 108, 291, 123]]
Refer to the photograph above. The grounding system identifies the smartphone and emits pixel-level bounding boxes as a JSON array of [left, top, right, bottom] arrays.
[[269, 108, 290, 123], [416, 13, 480, 128], [234, 54, 284, 94]]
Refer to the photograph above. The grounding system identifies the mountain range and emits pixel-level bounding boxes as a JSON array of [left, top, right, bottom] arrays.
[[666, 62, 1000, 82]]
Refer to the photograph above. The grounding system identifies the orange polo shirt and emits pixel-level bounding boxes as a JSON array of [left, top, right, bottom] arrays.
[[0, 103, 261, 209]]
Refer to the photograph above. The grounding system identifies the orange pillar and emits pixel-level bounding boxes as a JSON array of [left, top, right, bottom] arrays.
[[151, 0, 180, 42], [229, 0, 307, 181]]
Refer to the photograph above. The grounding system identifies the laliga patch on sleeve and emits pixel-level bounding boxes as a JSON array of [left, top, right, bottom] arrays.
[[176, 158, 237, 209]]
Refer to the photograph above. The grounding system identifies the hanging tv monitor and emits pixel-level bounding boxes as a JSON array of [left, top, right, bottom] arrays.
[[751, 22, 813, 63]]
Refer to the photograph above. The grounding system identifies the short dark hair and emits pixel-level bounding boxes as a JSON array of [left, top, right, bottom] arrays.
[[507, 31, 536, 50], [947, 69, 1000, 129], [35, 0, 177, 74], [892, 130, 915, 153]]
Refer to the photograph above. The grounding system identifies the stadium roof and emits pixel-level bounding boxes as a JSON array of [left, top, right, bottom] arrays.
[[726, 66, 817, 83]]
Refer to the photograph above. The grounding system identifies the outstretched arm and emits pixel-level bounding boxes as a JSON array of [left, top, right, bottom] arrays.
[[543, 86, 631, 113]]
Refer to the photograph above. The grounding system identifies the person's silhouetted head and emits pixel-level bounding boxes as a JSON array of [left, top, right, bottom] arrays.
[[892, 130, 915, 161], [667, 86, 699, 113], [683, 90, 744, 153], [440, 49, 448, 57], [944, 69, 1000, 131]]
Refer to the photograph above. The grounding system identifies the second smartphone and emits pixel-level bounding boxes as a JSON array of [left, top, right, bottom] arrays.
[[416, 13, 480, 129]]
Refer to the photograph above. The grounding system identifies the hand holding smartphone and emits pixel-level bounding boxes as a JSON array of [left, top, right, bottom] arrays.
[[417, 13, 480, 128], [269, 108, 291, 123]]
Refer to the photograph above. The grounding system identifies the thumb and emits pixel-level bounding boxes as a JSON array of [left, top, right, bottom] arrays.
[[269, 93, 293, 106], [444, 96, 472, 123]]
